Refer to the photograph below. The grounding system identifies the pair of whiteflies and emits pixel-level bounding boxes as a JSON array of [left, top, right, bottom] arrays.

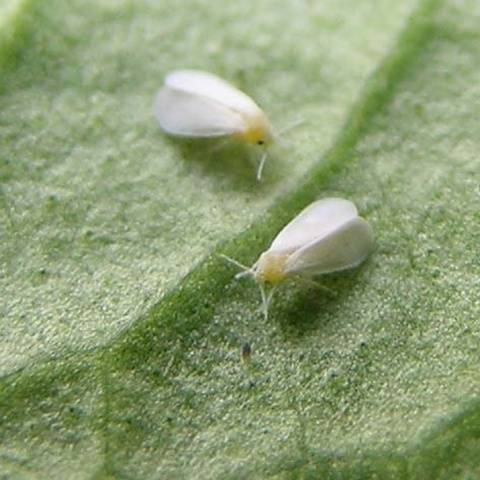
[[154, 70, 374, 319]]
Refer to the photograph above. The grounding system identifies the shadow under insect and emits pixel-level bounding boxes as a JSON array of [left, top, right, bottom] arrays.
[[163, 135, 277, 188], [267, 266, 370, 339]]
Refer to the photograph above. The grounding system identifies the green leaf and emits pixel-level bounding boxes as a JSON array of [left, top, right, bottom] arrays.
[[1, 0, 480, 478], [0, 0, 419, 375]]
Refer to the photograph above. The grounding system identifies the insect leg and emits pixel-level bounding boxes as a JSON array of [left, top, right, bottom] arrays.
[[259, 283, 269, 321], [296, 276, 336, 296]]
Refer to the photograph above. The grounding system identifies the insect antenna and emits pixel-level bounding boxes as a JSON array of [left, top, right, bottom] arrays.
[[256, 150, 268, 181], [276, 117, 305, 137], [274, 118, 306, 148], [219, 254, 253, 279]]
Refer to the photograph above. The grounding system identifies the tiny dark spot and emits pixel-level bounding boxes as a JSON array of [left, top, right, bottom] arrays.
[[257, 140, 264, 145], [249, 380, 256, 389], [67, 405, 83, 417], [414, 103, 425, 116], [242, 342, 252, 363], [39, 268, 47, 275]]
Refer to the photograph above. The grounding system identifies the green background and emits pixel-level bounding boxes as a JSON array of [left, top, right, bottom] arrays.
[[1, 0, 479, 478]]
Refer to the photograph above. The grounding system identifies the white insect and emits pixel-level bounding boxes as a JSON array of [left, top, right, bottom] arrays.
[[154, 69, 274, 180], [221, 198, 374, 319]]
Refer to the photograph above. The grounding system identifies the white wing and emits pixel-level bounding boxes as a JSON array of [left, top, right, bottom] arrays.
[[154, 87, 245, 137], [284, 217, 374, 276], [269, 198, 359, 252], [165, 70, 262, 117]]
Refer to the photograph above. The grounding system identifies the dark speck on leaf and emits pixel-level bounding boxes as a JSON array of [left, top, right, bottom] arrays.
[[242, 342, 252, 363]]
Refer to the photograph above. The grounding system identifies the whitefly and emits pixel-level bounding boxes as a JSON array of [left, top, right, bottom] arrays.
[[221, 198, 374, 319]]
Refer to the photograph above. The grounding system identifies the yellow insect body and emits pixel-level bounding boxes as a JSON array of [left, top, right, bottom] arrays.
[[253, 251, 289, 284], [233, 113, 274, 146]]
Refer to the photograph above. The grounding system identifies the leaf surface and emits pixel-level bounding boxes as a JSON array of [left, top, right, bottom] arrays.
[[2, 0, 480, 478]]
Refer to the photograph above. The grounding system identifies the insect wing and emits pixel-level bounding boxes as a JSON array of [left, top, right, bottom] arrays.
[[166, 70, 262, 117], [284, 217, 374, 276], [269, 198, 359, 253], [154, 87, 245, 137]]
